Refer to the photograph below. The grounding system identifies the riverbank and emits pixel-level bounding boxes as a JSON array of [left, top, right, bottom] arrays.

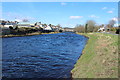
[[71, 33, 118, 78], [0, 32, 59, 38]]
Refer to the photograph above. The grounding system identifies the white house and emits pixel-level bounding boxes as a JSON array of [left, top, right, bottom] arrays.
[[98, 27, 105, 32], [44, 25, 53, 31], [18, 22, 34, 28]]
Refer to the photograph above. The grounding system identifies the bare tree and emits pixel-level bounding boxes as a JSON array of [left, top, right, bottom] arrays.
[[109, 20, 116, 27], [49, 24, 52, 27], [86, 20, 96, 32], [56, 24, 61, 28], [22, 19, 29, 22], [74, 24, 85, 33], [94, 25, 101, 32]]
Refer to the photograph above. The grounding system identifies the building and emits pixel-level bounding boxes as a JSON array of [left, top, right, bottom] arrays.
[[18, 22, 34, 28], [64, 27, 75, 32], [34, 22, 43, 28], [44, 25, 53, 31], [98, 27, 105, 32]]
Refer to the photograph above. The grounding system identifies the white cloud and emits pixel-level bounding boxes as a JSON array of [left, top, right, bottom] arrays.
[[0, 18, 5, 20], [102, 7, 107, 10], [3, 12, 35, 22], [107, 11, 113, 13], [61, 2, 67, 6], [111, 17, 119, 21], [15, 19, 22, 22], [110, 17, 120, 27], [70, 16, 83, 19], [89, 15, 99, 18]]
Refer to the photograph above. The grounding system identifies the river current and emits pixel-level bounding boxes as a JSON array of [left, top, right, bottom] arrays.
[[2, 32, 88, 78]]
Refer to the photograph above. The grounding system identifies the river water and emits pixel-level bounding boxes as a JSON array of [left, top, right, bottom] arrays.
[[2, 32, 88, 78]]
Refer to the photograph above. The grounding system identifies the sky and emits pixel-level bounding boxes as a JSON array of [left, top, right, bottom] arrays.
[[1, 2, 118, 28], [1, 0, 120, 2]]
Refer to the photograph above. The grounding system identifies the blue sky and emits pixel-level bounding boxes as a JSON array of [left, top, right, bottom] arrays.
[[2, 2, 118, 27]]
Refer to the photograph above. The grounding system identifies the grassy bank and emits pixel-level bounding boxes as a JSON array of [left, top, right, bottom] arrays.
[[0, 32, 59, 38], [71, 33, 118, 78]]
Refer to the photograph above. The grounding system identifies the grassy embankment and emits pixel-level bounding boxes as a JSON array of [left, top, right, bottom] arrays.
[[0, 27, 60, 38], [71, 33, 119, 78], [0, 32, 59, 38]]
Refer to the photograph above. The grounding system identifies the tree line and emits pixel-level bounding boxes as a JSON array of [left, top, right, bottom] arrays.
[[74, 19, 118, 33]]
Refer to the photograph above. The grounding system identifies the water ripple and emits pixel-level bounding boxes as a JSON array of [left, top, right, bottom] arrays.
[[2, 32, 88, 78]]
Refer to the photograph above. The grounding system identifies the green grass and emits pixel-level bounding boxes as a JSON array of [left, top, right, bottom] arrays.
[[71, 33, 118, 78]]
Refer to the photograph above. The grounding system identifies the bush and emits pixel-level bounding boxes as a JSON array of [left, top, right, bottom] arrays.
[[110, 27, 117, 31], [86, 20, 96, 32], [116, 29, 120, 34], [59, 30, 63, 32], [74, 24, 85, 33], [9, 26, 13, 29]]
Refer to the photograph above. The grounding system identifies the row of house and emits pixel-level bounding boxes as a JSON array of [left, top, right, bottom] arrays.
[[0, 20, 76, 32], [33, 22, 64, 32], [98, 25, 109, 32], [0, 20, 63, 32], [97, 24, 119, 32]]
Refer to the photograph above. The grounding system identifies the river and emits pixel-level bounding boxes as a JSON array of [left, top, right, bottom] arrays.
[[2, 32, 88, 78]]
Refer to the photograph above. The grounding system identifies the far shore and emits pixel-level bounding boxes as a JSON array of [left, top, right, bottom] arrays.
[[0, 32, 59, 38]]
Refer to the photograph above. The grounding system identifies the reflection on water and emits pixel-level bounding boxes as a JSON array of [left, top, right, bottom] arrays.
[[2, 32, 88, 78]]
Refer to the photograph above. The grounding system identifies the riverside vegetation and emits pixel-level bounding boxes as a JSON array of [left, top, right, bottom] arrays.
[[0, 27, 59, 38], [71, 32, 118, 78]]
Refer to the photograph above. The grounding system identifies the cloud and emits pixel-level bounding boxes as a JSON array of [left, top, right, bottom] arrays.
[[70, 16, 83, 19], [112, 18, 119, 26], [107, 11, 113, 13], [15, 16, 35, 22], [111, 17, 119, 22], [102, 7, 107, 10], [61, 23, 76, 28], [61, 2, 67, 6], [3, 12, 35, 22], [15, 19, 22, 22], [89, 15, 99, 18], [0, 18, 5, 20]]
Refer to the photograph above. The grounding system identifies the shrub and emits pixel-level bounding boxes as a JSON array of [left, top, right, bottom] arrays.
[[9, 26, 13, 29]]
